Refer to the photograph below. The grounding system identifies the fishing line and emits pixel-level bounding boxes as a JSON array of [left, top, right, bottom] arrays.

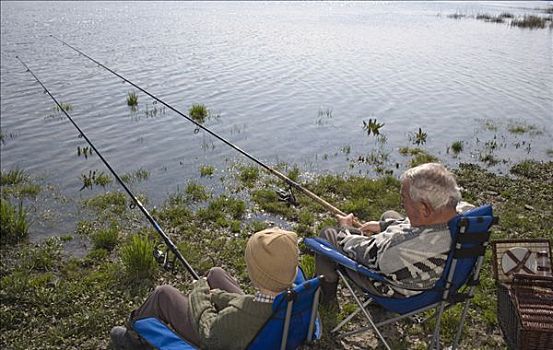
[[50, 35, 362, 227], [16, 55, 200, 280]]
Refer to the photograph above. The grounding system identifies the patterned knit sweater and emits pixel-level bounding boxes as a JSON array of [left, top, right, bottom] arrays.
[[338, 202, 474, 297], [189, 279, 273, 349]]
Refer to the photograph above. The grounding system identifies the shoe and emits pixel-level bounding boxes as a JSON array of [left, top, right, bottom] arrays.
[[110, 326, 151, 350]]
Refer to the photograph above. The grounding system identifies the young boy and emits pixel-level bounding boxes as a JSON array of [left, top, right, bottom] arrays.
[[110, 227, 299, 350]]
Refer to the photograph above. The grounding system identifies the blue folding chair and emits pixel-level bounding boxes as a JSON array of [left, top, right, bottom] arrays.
[[132, 269, 323, 350], [305, 205, 498, 350]]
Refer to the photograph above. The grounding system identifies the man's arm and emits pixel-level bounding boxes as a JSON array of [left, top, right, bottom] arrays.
[[337, 213, 380, 236]]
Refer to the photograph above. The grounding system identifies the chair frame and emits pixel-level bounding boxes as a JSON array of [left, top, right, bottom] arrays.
[[307, 207, 497, 350], [246, 274, 323, 350]]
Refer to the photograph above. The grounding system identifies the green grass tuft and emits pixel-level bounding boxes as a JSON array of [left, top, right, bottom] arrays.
[[127, 92, 138, 106], [188, 103, 208, 123], [185, 181, 210, 202], [92, 224, 119, 251], [237, 165, 260, 188], [85, 192, 127, 215], [120, 235, 156, 281], [199, 165, 215, 177], [450, 141, 464, 154], [1, 168, 26, 186], [0, 199, 28, 245], [55, 102, 73, 112], [511, 15, 547, 29]]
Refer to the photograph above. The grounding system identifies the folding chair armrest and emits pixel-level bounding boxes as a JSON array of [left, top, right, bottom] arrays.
[[304, 237, 387, 283], [133, 317, 197, 350]]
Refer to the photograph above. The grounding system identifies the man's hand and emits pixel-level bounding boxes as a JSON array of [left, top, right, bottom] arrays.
[[336, 213, 355, 228], [359, 221, 380, 236]]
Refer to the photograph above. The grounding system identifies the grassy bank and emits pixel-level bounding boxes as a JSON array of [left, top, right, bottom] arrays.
[[1, 158, 552, 349]]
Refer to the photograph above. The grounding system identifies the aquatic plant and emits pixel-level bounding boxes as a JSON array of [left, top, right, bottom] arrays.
[[476, 13, 504, 23], [121, 235, 156, 281], [85, 192, 127, 215], [507, 123, 539, 134], [121, 168, 150, 184], [199, 165, 215, 177], [409, 128, 427, 146], [499, 12, 514, 19], [316, 107, 333, 126], [356, 150, 390, 166], [363, 118, 384, 136], [511, 15, 547, 29], [238, 165, 260, 188], [92, 224, 119, 251], [0, 169, 42, 200], [79, 170, 112, 190], [340, 145, 351, 155], [189, 103, 208, 123], [399, 147, 438, 167], [479, 153, 500, 165], [0, 168, 26, 186], [0, 199, 28, 245], [80, 171, 95, 190], [450, 141, 464, 154], [54, 102, 73, 112], [185, 181, 210, 202], [447, 13, 466, 19], [77, 146, 94, 158], [483, 120, 498, 131], [95, 173, 112, 188], [127, 91, 138, 106]]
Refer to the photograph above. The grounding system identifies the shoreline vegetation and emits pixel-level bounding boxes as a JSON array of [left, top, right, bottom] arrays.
[[2, 146, 552, 349], [443, 6, 553, 29]]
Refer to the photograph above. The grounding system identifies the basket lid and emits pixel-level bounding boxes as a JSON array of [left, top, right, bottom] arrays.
[[501, 247, 538, 275], [491, 239, 552, 284]]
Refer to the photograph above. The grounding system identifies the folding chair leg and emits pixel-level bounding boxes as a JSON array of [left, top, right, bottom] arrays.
[[331, 298, 372, 333], [429, 302, 446, 350], [338, 270, 392, 350], [451, 299, 471, 350]]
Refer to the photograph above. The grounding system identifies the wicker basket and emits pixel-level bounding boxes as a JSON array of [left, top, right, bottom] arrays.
[[492, 240, 553, 350], [497, 276, 553, 350]]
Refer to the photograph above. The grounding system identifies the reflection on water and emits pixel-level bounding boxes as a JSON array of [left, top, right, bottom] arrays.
[[1, 1, 552, 238]]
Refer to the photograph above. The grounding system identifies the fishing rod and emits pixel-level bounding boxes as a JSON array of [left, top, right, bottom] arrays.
[[50, 35, 363, 227], [16, 56, 200, 281]]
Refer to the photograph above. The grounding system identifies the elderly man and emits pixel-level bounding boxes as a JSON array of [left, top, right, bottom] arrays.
[[316, 163, 474, 305]]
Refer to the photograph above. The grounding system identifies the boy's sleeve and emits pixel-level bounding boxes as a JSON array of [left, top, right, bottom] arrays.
[[189, 279, 255, 349], [210, 289, 241, 310]]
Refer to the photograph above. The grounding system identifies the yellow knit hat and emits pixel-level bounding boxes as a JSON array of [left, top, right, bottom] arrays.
[[245, 228, 299, 292]]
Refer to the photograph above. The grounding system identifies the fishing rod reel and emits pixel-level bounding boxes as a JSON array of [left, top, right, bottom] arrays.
[[153, 246, 177, 272], [276, 186, 298, 206]]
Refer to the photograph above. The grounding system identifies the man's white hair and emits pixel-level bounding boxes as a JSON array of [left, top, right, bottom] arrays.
[[400, 163, 461, 210]]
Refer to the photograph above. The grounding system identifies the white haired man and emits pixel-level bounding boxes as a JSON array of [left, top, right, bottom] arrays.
[[315, 163, 474, 305]]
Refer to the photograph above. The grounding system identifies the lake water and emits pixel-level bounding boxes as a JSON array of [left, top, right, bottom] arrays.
[[1, 1, 552, 239]]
